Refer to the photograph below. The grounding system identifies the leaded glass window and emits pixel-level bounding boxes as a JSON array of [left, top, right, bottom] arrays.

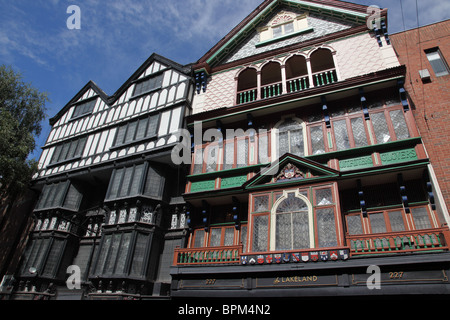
[[388, 210, 406, 232], [316, 208, 337, 247], [252, 215, 269, 252], [130, 233, 148, 277], [371, 112, 391, 144], [347, 215, 363, 235], [389, 110, 410, 140], [113, 114, 160, 147], [71, 99, 97, 119], [193, 230, 205, 248], [253, 195, 269, 212], [35, 181, 82, 211], [369, 212, 387, 233], [277, 119, 304, 157], [315, 188, 333, 206], [50, 137, 87, 164], [350, 117, 368, 148], [411, 207, 432, 229], [224, 140, 234, 170], [274, 193, 310, 250], [133, 74, 164, 96], [333, 119, 350, 151], [310, 125, 325, 154], [236, 138, 249, 168], [42, 239, 64, 277]]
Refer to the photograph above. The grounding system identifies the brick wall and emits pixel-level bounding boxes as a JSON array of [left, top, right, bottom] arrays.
[[390, 20, 450, 210]]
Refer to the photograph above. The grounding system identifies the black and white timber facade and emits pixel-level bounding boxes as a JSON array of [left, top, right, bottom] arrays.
[[11, 54, 194, 300]]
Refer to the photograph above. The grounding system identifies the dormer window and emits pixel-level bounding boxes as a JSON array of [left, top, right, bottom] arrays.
[[132, 74, 164, 97], [71, 98, 97, 119], [258, 12, 312, 46]]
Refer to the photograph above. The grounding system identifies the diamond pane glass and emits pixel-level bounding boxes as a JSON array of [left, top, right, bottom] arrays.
[[236, 139, 248, 168], [252, 215, 269, 252], [115, 232, 131, 274], [389, 110, 410, 140], [209, 228, 221, 247], [224, 228, 235, 246], [351, 117, 368, 148], [194, 230, 205, 248], [278, 131, 289, 157], [293, 211, 310, 249], [254, 195, 269, 212], [371, 112, 391, 143], [315, 188, 333, 206], [193, 147, 204, 174], [411, 207, 432, 229], [224, 141, 234, 170], [205, 144, 218, 173], [276, 193, 308, 213], [333, 119, 350, 150], [276, 213, 292, 250], [388, 210, 406, 232], [310, 126, 325, 154], [258, 134, 269, 164], [347, 215, 363, 235], [130, 233, 148, 277], [290, 129, 304, 156], [316, 208, 337, 247], [369, 212, 387, 233]]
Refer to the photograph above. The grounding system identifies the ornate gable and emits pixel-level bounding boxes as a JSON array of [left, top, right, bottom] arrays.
[[244, 153, 339, 190]]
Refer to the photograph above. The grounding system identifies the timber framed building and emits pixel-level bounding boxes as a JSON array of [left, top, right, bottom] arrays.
[[1, 0, 449, 300], [170, 0, 450, 298]]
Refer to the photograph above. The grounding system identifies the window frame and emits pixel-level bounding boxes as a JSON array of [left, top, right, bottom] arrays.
[[425, 47, 450, 77], [70, 98, 97, 120], [131, 73, 164, 98], [368, 105, 411, 144]]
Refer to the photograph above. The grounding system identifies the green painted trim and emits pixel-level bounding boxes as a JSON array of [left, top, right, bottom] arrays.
[[246, 174, 339, 191], [190, 180, 216, 193], [220, 175, 248, 189], [187, 163, 268, 181], [340, 160, 429, 178], [380, 148, 417, 165]]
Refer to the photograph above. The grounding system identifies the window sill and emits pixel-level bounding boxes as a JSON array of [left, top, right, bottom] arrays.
[[256, 27, 314, 48]]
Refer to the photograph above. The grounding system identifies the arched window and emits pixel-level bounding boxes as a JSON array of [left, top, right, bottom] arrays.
[[310, 48, 337, 86], [276, 118, 304, 157], [237, 68, 257, 104], [285, 55, 309, 92], [261, 62, 282, 98], [271, 191, 313, 250]]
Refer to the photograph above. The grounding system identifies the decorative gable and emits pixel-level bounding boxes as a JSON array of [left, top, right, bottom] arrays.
[[244, 153, 339, 190]]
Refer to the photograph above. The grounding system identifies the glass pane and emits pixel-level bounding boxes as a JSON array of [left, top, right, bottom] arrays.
[[143, 166, 164, 198], [389, 110, 410, 140], [104, 234, 121, 274], [258, 134, 269, 164], [114, 125, 127, 146], [115, 233, 131, 274], [369, 212, 387, 233], [254, 195, 269, 212], [350, 117, 368, 148], [316, 208, 337, 247], [193, 147, 204, 174], [224, 228, 235, 246], [42, 239, 64, 277], [67, 140, 78, 159], [427, 51, 449, 76], [333, 119, 350, 150], [276, 193, 308, 213], [252, 215, 269, 252], [224, 141, 234, 170], [284, 22, 294, 34], [193, 230, 205, 248], [108, 168, 123, 199], [278, 131, 289, 157], [292, 211, 310, 249], [205, 144, 218, 173], [209, 229, 222, 247], [63, 184, 82, 210], [310, 126, 325, 154], [273, 26, 282, 37], [276, 213, 292, 250], [290, 129, 304, 156], [74, 137, 87, 157], [315, 188, 333, 206], [130, 233, 148, 277], [118, 167, 133, 197], [124, 121, 137, 143], [147, 115, 159, 136], [388, 210, 406, 232], [95, 235, 111, 274], [371, 112, 391, 143], [129, 164, 144, 196], [236, 139, 248, 168], [411, 207, 432, 229], [240, 226, 248, 253], [135, 118, 148, 140], [347, 215, 363, 235]]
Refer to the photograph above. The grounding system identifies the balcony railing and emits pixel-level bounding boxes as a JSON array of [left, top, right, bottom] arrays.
[[261, 81, 283, 99], [173, 244, 242, 266], [346, 227, 450, 256], [287, 75, 310, 93], [312, 68, 337, 87], [236, 68, 338, 105]]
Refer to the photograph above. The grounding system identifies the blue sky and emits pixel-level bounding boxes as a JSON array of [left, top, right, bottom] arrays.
[[0, 0, 448, 161]]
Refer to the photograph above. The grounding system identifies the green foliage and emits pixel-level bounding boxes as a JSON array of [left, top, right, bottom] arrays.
[[0, 65, 48, 198]]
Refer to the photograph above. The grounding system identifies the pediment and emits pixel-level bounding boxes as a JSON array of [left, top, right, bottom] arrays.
[[244, 153, 339, 190], [198, 0, 370, 69]]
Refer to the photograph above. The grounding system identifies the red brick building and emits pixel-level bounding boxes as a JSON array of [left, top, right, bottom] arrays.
[[391, 20, 450, 214]]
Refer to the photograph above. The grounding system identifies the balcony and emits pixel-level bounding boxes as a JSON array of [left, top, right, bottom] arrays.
[[347, 227, 450, 256], [173, 227, 450, 267], [236, 48, 338, 105]]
